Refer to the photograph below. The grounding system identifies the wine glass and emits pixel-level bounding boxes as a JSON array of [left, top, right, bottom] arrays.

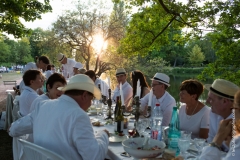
[[136, 120, 147, 137], [178, 138, 190, 159], [193, 138, 206, 157], [128, 126, 136, 146], [181, 131, 192, 140]]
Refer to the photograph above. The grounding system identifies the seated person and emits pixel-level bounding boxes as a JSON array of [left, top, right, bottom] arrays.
[[73, 62, 83, 75], [205, 79, 239, 151], [9, 74, 109, 160], [30, 73, 67, 112], [140, 73, 176, 126], [179, 79, 210, 139], [19, 70, 44, 116], [85, 70, 109, 99], [199, 89, 240, 160], [112, 68, 133, 106]]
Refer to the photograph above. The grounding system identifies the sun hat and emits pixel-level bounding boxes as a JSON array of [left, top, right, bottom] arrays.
[[151, 73, 170, 87], [58, 74, 101, 100], [204, 79, 239, 100], [116, 68, 126, 76], [57, 53, 65, 62], [73, 62, 83, 69]]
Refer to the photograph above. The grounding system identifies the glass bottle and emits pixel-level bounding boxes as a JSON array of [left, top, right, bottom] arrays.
[[151, 103, 163, 140], [168, 106, 181, 156], [114, 96, 124, 133]]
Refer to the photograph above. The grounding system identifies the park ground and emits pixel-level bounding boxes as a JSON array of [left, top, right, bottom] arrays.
[[0, 72, 22, 160]]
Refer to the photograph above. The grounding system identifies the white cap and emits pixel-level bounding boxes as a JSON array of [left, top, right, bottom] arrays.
[[73, 62, 83, 69]]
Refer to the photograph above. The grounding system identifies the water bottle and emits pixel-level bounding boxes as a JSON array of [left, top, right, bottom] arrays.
[[153, 103, 163, 126], [151, 103, 163, 141], [168, 106, 181, 156]]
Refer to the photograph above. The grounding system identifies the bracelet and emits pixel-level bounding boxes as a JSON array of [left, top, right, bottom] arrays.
[[209, 142, 222, 151]]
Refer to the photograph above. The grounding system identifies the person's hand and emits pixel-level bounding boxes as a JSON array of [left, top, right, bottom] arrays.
[[213, 119, 232, 146], [103, 129, 110, 137]]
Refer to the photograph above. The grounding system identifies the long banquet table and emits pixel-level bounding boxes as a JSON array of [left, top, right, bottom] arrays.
[[90, 115, 135, 160]]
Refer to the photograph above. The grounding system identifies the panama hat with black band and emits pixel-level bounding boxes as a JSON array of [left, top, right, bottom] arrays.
[[57, 53, 65, 63], [204, 79, 239, 100], [151, 73, 170, 87], [116, 68, 126, 76]]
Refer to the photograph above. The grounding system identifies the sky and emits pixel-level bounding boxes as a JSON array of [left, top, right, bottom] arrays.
[[22, 0, 113, 30]]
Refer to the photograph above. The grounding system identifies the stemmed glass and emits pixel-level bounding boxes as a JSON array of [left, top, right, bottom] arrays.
[[136, 119, 148, 137], [178, 138, 190, 159], [128, 126, 136, 146], [181, 131, 192, 140], [193, 138, 206, 158]]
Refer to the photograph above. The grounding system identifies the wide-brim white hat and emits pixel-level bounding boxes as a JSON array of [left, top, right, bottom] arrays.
[[151, 73, 170, 87], [73, 62, 83, 69], [57, 53, 65, 62], [58, 74, 101, 100], [116, 68, 126, 76], [204, 79, 239, 100]]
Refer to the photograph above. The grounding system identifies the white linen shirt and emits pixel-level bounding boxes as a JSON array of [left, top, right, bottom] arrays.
[[44, 70, 53, 79], [19, 86, 39, 116], [179, 105, 210, 138], [62, 58, 77, 79], [207, 111, 232, 151], [29, 94, 49, 112], [95, 78, 109, 98], [23, 62, 38, 73], [20, 62, 39, 92], [9, 95, 109, 160], [140, 91, 176, 126], [112, 81, 133, 106], [199, 136, 240, 160]]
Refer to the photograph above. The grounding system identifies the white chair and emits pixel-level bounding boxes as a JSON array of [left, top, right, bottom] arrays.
[[18, 139, 65, 160]]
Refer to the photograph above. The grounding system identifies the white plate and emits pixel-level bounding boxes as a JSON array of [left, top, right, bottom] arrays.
[[109, 133, 128, 142], [88, 110, 97, 115]]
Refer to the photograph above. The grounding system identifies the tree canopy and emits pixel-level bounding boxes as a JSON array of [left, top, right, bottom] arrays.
[[0, 0, 52, 38]]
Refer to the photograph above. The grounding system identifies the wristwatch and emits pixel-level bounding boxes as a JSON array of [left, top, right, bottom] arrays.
[[209, 142, 221, 151]]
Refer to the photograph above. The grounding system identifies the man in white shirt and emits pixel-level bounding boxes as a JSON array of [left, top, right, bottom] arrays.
[[19, 70, 44, 116], [73, 62, 84, 75], [205, 79, 239, 151], [57, 53, 79, 79], [85, 70, 109, 99], [9, 74, 110, 160], [112, 68, 133, 106], [140, 73, 176, 126]]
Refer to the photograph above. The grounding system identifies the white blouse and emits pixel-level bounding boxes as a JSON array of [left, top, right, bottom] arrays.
[[179, 104, 210, 138]]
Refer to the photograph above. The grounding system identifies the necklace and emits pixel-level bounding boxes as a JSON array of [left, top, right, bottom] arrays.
[[186, 102, 198, 120]]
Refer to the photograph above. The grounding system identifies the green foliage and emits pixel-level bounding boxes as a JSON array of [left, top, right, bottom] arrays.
[[171, 67, 204, 75], [187, 44, 205, 65], [0, 0, 52, 38], [0, 40, 10, 63]]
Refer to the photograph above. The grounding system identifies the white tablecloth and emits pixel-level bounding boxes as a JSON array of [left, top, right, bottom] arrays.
[[91, 115, 133, 160]]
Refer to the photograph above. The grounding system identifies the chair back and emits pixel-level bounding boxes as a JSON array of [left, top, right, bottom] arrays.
[[18, 139, 65, 160]]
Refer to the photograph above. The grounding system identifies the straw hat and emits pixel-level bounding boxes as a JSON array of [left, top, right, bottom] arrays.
[[151, 73, 170, 87], [204, 79, 239, 100], [57, 53, 65, 62], [116, 68, 126, 76], [73, 62, 83, 69], [58, 74, 101, 100]]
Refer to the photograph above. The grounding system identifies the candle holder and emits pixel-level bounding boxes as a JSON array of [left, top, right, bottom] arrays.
[[122, 96, 151, 122], [105, 88, 113, 120]]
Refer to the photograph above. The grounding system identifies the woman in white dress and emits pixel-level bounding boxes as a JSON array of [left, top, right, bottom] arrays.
[[179, 79, 210, 139]]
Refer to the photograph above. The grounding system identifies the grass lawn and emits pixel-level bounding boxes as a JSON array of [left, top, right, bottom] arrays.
[[0, 72, 22, 85]]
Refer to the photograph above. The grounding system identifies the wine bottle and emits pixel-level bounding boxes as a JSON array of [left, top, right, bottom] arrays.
[[168, 106, 181, 156], [114, 96, 124, 133]]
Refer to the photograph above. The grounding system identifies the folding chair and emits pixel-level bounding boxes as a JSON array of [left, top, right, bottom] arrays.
[[18, 139, 65, 160]]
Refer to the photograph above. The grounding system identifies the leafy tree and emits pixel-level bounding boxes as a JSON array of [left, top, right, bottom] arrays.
[[187, 44, 205, 66], [0, 38, 10, 63], [15, 37, 33, 64], [0, 0, 52, 38], [52, 1, 128, 76]]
